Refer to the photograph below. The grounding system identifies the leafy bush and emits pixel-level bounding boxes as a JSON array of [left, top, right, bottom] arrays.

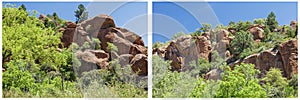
[[78, 60, 147, 98], [262, 68, 297, 98], [2, 5, 80, 98], [215, 63, 267, 98], [152, 55, 198, 98], [230, 31, 254, 58]]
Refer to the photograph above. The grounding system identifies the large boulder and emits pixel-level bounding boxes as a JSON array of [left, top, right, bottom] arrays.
[[290, 20, 297, 30], [216, 29, 229, 42], [165, 41, 185, 71], [248, 24, 264, 41], [130, 54, 148, 76], [76, 50, 109, 75], [66, 21, 77, 28], [118, 54, 134, 67], [164, 35, 212, 71], [73, 26, 92, 46], [112, 28, 145, 46], [59, 22, 76, 48], [129, 44, 147, 56], [80, 14, 116, 37], [278, 39, 298, 78]]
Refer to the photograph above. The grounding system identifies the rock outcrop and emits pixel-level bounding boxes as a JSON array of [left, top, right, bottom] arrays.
[[76, 50, 109, 75], [229, 39, 298, 78], [248, 24, 264, 41], [163, 35, 211, 71], [278, 39, 298, 78], [59, 14, 147, 76]]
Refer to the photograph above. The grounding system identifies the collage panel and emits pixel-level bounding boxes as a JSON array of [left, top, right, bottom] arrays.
[[152, 1, 298, 98], [2, 1, 148, 98]]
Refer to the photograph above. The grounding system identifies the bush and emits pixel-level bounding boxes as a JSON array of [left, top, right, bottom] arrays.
[[216, 63, 267, 98], [262, 68, 297, 98], [230, 31, 254, 58]]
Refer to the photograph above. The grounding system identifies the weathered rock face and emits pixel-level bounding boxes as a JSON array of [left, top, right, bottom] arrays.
[[278, 39, 298, 78], [290, 20, 297, 30], [153, 47, 166, 58], [76, 50, 109, 75], [130, 54, 148, 76], [60, 14, 147, 76], [230, 39, 298, 78], [248, 24, 264, 41], [216, 29, 229, 42], [163, 35, 211, 71], [117, 54, 134, 67], [213, 29, 232, 59], [66, 21, 77, 28], [165, 42, 185, 71], [80, 14, 116, 37], [58, 22, 76, 48]]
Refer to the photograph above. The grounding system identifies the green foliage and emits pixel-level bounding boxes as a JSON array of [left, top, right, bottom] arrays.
[[229, 21, 253, 32], [262, 68, 297, 98], [230, 31, 254, 56], [285, 25, 297, 38], [74, 4, 88, 24], [200, 23, 212, 32], [18, 4, 26, 11], [2, 6, 80, 98], [191, 28, 202, 36], [171, 32, 186, 40], [153, 41, 164, 49], [189, 50, 225, 76], [107, 42, 118, 52], [78, 60, 147, 98], [153, 55, 198, 98], [266, 12, 279, 32], [254, 18, 266, 25], [216, 63, 266, 98]]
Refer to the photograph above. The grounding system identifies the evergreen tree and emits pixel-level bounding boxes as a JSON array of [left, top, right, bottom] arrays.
[[74, 4, 88, 23], [266, 12, 279, 32], [18, 4, 26, 11]]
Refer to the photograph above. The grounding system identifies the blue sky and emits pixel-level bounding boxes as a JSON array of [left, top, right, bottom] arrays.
[[153, 2, 298, 43], [2, 2, 148, 45]]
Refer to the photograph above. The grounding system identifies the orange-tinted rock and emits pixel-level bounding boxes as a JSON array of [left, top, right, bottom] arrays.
[[60, 27, 75, 48], [164, 35, 212, 71], [130, 44, 147, 56], [66, 21, 77, 28], [76, 50, 109, 75], [248, 24, 264, 41], [165, 41, 185, 71], [130, 54, 148, 76], [278, 39, 298, 78]]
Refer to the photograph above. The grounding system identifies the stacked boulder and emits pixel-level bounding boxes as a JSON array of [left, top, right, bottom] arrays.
[[59, 14, 147, 76]]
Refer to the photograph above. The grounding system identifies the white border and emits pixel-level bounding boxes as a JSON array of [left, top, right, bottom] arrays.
[[147, 0, 153, 99]]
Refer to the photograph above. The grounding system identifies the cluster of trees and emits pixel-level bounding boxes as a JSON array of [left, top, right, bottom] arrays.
[[2, 4, 147, 98]]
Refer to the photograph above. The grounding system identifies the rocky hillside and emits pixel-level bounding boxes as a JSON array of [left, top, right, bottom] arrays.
[[153, 20, 298, 79]]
